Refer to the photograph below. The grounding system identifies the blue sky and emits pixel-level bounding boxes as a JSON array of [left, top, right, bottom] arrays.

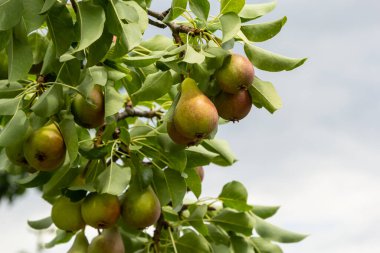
[[1, 0, 380, 252]]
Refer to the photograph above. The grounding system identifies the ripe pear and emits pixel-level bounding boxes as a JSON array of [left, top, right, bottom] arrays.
[[81, 193, 120, 229], [167, 121, 198, 146], [23, 123, 66, 172], [51, 196, 85, 232], [215, 54, 254, 94], [195, 166, 205, 182], [67, 230, 89, 253], [121, 186, 161, 229], [173, 78, 218, 140], [71, 85, 105, 128], [214, 90, 252, 121], [88, 227, 125, 253]]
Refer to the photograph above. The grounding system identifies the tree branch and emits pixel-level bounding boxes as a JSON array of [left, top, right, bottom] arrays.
[[116, 107, 163, 121]]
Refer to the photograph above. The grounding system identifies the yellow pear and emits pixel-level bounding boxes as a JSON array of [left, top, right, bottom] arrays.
[[173, 78, 218, 140]]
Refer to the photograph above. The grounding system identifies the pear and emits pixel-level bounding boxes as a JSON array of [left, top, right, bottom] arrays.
[[23, 123, 66, 172], [6, 139, 30, 167], [88, 227, 125, 253], [173, 78, 218, 140], [81, 193, 121, 229], [215, 54, 254, 94], [67, 230, 89, 253], [167, 121, 198, 146], [51, 196, 85, 232], [71, 85, 105, 129], [214, 90, 252, 121], [121, 186, 161, 229]]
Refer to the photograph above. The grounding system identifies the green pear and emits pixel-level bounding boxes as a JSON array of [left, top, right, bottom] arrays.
[[215, 54, 254, 94], [6, 139, 30, 167], [67, 230, 89, 253], [173, 78, 218, 140], [23, 123, 66, 172], [214, 90, 252, 121], [81, 193, 120, 229], [88, 227, 125, 253], [167, 121, 198, 146], [121, 186, 161, 229], [51, 196, 85, 232], [71, 85, 105, 129]]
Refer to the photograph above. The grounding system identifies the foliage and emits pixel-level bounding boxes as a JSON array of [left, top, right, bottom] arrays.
[[0, 0, 307, 252]]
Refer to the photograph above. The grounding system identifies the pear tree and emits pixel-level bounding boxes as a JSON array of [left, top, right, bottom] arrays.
[[0, 0, 307, 252]]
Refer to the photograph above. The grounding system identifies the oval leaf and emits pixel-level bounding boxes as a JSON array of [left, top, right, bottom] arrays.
[[241, 16, 287, 42], [220, 12, 241, 43]]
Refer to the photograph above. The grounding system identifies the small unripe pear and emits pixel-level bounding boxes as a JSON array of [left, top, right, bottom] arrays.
[[215, 54, 254, 94], [6, 140, 30, 167], [51, 196, 85, 232], [81, 193, 120, 229], [88, 227, 125, 253], [23, 123, 66, 172], [67, 230, 89, 253], [71, 85, 105, 128], [173, 78, 218, 140], [214, 90, 252, 121], [121, 186, 161, 229]]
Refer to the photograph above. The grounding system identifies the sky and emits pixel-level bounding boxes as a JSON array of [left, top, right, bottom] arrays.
[[1, 0, 380, 252]]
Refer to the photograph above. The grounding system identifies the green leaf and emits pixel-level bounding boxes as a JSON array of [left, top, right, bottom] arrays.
[[56, 59, 81, 85], [176, 230, 210, 253], [202, 139, 236, 166], [29, 33, 49, 65], [221, 0, 245, 14], [95, 163, 131, 195], [123, 53, 163, 67], [27, 216, 52, 230], [248, 76, 282, 114], [152, 168, 186, 209], [183, 46, 205, 64], [206, 223, 230, 245], [8, 26, 33, 83], [220, 12, 241, 43], [46, 3, 74, 56], [212, 209, 255, 236], [251, 237, 283, 253], [241, 17, 287, 42], [189, 0, 210, 21], [219, 181, 253, 211], [0, 110, 28, 147], [132, 71, 172, 103], [40, 0, 56, 14], [231, 235, 255, 253], [22, 0, 46, 33], [86, 30, 113, 67], [125, 1, 148, 32], [186, 145, 218, 168], [163, 0, 187, 22], [74, 1, 106, 52], [105, 84, 124, 117], [255, 216, 308, 243], [17, 171, 52, 188], [0, 30, 10, 50], [244, 43, 307, 72], [31, 84, 63, 117], [239, 1, 277, 22], [44, 230, 73, 248], [59, 114, 78, 164], [77, 66, 108, 96], [0, 97, 20, 115], [187, 205, 208, 235], [252, 205, 280, 219], [139, 35, 174, 52], [42, 156, 78, 198], [184, 167, 202, 198], [0, 0, 23, 30]]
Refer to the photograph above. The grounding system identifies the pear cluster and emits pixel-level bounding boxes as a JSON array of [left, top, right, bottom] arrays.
[[6, 123, 66, 172], [168, 53, 254, 146], [50, 187, 161, 239]]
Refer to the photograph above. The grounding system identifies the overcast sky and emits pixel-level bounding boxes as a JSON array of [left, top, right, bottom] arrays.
[[1, 0, 380, 252]]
